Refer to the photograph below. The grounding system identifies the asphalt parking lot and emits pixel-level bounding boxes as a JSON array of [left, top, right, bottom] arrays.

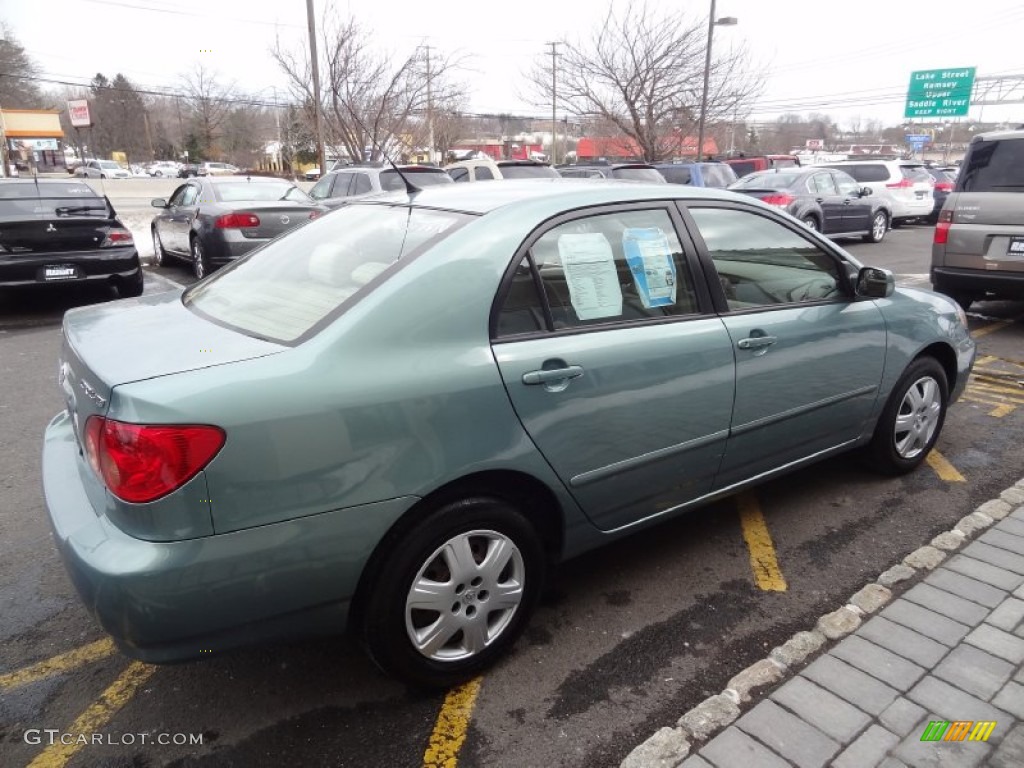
[[2, 217, 1023, 768]]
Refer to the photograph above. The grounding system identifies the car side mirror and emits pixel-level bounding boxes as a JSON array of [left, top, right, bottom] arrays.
[[151, 198, 168, 208], [856, 266, 895, 298], [860, 187, 872, 197]]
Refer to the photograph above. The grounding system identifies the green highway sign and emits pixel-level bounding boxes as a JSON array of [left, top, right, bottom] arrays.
[[905, 67, 976, 118]]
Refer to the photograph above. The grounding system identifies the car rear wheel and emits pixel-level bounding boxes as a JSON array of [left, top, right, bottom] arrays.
[[863, 211, 888, 243], [361, 497, 544, 688], [191, 237, 209, 280], [865, 357, 948, 475], [801, 215, 819, 232]]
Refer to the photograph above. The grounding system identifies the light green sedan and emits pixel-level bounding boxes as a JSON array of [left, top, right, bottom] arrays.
[[43, 180, 975, 687]]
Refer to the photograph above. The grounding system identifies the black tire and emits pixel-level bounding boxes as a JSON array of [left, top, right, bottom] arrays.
[[118, 268, 144, 298], [801, 215, 819, 232], [360, 497, 544, 689], [100, 174, 106, 179], [191, 236, 210, 280], [865, 357, 948, 475], [862, 211, 889, 243], [151, 228, 168, 267], [950, 293, 974, 311]]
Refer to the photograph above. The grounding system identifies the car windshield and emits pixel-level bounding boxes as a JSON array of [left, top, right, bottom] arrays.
[[380, 169, 453, 191], [214, 181, 312, 203], [0, 182, 108, 218], [184, 204, 469, 343], [731, 173, 802, 190], [611, 168, 665, 182], [497, 164, 560, 179], [959, 138, 1024, 192]]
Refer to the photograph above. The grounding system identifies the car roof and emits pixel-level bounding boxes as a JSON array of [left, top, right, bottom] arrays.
[[351, 178, 743, 215], [203, 175, 293, 184]]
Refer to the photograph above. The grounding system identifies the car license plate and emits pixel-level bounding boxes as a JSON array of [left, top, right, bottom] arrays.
[[915, 191, 926, 198], [1007, 237, 1024, 259], [43, 265, 80, 281]]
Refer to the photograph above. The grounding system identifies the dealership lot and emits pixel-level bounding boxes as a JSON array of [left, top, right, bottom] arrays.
[[2, 222, 1024, 768]]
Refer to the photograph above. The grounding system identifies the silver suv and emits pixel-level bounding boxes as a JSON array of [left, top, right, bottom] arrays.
[[308, 164, 453, 208], [820, 160, 934, 224], [931, 129, 1024, 309]]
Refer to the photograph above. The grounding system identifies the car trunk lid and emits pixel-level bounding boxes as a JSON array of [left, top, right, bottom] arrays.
[[59, 290, 285, 449], [943, 191, 1024, 272], [223, 202, 317, 239]]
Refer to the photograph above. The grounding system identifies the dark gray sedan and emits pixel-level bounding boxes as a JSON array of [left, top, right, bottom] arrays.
[[150, 176, 325, 279]]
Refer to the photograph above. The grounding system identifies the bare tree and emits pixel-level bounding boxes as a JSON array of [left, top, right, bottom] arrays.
[[0, 24, 45, 108], [525, 1, 761, 162], [272, 7, 460, 163], [181, 64, 237, 159]]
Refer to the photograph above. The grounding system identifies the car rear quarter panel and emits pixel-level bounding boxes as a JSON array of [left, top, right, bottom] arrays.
[[112, 209, 596, 555]]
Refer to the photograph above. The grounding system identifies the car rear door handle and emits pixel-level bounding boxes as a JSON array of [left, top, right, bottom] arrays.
[[522, 366, 585, 385], [737, 336, 777, 350]]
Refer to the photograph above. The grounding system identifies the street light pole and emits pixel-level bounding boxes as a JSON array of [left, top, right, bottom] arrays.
[[696, 0, 737, 161]]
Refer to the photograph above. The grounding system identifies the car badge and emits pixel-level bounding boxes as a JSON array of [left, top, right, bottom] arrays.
[[280, 215, 290, 225], [78, 378, 107, 408], [46, 223, 57, 232]]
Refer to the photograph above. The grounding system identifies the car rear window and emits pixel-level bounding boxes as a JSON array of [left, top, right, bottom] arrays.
[[730, 173, 803, 190], [380, 169, 454, 191], [611, 168, 665, 183], [497, 164, 560, 179], [727, 161, 756, 178], [184, 204, 469, 344], [829, 164, 889, 183], [214, 182, 311, 202], [658, 166, 693, 184], [958, 138, 1024, 193], [0, 182, 108, 218]]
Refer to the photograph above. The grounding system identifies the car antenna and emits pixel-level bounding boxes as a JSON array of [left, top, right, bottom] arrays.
[[339, 99, 420, 196]]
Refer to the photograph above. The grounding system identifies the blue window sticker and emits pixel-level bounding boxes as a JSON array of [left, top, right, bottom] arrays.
[[623, 228, 676, 308]]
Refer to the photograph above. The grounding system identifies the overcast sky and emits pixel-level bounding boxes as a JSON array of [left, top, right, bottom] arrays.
[[5, 0, 1024, 129]]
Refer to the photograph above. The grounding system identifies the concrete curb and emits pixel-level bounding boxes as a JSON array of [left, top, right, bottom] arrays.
[[620, 476, 1024, 768]]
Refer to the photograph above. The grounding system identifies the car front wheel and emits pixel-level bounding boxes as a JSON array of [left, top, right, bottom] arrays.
[[191, 237, 209, 280], [863, 211, 888, 243], [866, 357, 948, 475], [361, 497, 544, 688]]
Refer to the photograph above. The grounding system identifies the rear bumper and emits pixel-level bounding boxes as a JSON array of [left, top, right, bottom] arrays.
[[42, 409, 418, 662], [891, 198, 934, 219], [931, 266, 1024, 299], [0, 247, 140, 288]]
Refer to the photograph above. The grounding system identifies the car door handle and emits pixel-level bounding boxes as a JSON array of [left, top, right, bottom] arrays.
[[737, 336, 777, 350], [815, 197, 825, 203], [522, 366, 585, 385]]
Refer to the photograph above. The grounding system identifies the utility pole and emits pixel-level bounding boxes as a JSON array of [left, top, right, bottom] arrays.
[[305, 0, 326, 176], [142, 110, 155, 160], [547, 42, 559, 164], [423, 45, 435, 164]]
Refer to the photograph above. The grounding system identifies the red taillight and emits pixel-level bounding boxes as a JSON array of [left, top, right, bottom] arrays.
[[761, 194, 796, 208], [933, 209, 954, 245], [215, 212, 260, 229], [886, 179, 914, 189], [84, 416, 225, 503], [309, 210, 322, 220], [935, 181, 954, 192], [101, 229, 134, 247]]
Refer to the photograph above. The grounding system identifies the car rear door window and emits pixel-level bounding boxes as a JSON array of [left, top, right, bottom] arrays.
[[449, 167, 469, 182], [474, 166, 495, 181], [352, 174, 372, 195], [811, 173, 838, 195], [497, 208, 698, 334], [688, 207, 842, 308]]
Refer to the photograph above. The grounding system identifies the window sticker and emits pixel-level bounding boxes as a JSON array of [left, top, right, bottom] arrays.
[[622, 228, 677, 308], [557, 233, 623, 320]]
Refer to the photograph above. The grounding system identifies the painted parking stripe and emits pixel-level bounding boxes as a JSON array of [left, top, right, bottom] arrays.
[[144, 268, 186, 290], [972, 314, 1024, 339], [422, 677, 483, 768], [736, 492, 787, 592], [0, 638, 116, 690], [926, 450, 966, 483], [27, 661, 156, 768]]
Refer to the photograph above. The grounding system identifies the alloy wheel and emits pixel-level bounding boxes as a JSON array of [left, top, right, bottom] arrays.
[[151, 230, 163, 266], [192, 240, 206, 280], [872, 213, 887, 241]]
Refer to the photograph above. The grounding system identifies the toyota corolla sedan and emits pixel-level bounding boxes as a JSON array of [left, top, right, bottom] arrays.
[[150, 175, 325, 279], [43, 180, 974, 688]]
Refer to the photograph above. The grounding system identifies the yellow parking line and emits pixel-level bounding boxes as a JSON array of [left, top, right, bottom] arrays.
[[968, 381, 1024, 399], [0, 638, 116, 690], [736, 492, 787, 592], [422, 677, 483, 768], [27, 661, 156, 768], [973, 315, 1023, 338], [926, 450, 966, 482], [990, 404, 1016, 418]]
